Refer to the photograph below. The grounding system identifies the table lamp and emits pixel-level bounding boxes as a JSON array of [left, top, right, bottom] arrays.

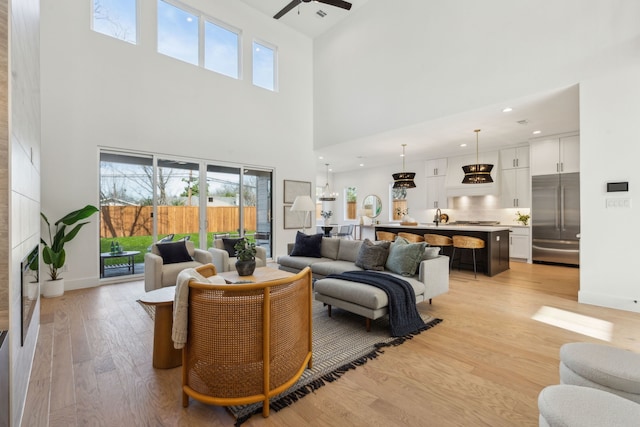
[[290, 195, 315, 234]]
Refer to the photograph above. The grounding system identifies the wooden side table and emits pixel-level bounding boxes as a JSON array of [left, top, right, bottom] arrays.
[[139, 286, 182, 369]]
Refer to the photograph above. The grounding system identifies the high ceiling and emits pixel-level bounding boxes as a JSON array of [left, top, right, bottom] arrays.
[[240, 1, 580, 174], [240, 0, 371, 38]]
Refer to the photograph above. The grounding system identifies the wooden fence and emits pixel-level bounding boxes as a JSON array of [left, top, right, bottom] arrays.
[[100, 206, 257, 238]]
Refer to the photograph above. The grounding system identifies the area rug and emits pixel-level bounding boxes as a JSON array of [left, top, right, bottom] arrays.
[[137, 298, 441, 426]]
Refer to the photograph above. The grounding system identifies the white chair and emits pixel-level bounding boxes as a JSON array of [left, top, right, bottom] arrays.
[[332, 224, 354, 239], [144, 240, 213, 292]]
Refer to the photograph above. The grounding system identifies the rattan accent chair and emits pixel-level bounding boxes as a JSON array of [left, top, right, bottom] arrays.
[[376, 231, 397, 242], [398, 232, 425, 243], [182, 266, 313, 418]]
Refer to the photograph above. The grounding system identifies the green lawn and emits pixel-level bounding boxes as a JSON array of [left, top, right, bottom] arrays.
[[100, 232, 255, 266]]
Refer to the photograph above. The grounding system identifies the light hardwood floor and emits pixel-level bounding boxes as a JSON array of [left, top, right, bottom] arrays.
[[22, 262, 640, 426]]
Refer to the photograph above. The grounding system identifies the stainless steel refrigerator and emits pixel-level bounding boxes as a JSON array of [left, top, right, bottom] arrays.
[[532, 172, 580, 266]]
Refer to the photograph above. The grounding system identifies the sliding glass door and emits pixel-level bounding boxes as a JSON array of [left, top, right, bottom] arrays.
[[99, 151, 273, 279]]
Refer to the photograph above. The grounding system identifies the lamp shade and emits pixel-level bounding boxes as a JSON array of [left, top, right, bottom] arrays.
[[290, 195, 315, 212]]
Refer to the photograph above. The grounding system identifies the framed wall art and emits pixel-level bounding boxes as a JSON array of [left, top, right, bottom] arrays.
[[283, 180, 312, 204]]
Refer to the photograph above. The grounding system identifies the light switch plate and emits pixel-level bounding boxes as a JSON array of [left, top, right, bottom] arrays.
[[606, 198, 632, 208]]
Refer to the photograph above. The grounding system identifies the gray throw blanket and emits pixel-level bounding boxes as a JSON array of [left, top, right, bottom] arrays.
[[325, 271, 426, 337]]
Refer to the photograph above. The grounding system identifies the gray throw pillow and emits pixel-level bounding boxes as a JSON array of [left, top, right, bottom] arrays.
[[385, 236, 426, 276], [355, 239, 390, 271], [423, 246, 441, 260]]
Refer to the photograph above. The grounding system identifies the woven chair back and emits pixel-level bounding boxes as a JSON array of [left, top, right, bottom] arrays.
[[182, 266, 313, 417], [398, 232, 425, 243]]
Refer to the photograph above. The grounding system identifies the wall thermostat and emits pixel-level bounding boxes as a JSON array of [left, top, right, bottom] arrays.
[[607, 182, 629, 192]]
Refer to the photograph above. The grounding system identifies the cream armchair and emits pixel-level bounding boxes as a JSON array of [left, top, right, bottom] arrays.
[[144, 240, 213, 292], [208, 238, 267, 272]]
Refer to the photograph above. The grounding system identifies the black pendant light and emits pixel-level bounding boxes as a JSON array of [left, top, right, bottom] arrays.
[[392, 144, 416, 189], [462, 129, 494, 184]]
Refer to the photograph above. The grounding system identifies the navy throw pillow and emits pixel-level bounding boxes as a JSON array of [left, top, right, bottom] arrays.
[[222, 238, 242, 257], [156, 241, 193, 264], [290, 231, 323, 258]]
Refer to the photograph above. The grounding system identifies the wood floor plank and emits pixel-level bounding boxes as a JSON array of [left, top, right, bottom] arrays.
[[24, 262, 640, 426]]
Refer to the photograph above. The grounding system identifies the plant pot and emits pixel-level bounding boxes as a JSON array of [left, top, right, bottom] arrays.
[[42, 278, 64, 298], [235, 260, 256, 277]]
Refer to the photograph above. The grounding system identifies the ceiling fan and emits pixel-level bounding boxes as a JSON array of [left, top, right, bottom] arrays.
[[273, 0, 352, 20]]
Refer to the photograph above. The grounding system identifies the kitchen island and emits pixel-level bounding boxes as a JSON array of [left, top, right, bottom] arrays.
[[374, 223, 510, 277]]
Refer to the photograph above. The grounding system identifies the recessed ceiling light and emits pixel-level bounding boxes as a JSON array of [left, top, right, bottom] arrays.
[[460, 143, 467, 147], [318, 156, 324, 160], [359, 163, 364, 167], [502, 107, 513, 113], [532, 130, 542, 135]]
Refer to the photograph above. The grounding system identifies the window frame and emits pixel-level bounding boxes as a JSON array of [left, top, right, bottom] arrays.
[[91, 0, 139, 44], [252, 39, 278, 92]]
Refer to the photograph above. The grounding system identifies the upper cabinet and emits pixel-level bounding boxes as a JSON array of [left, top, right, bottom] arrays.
[[425, 158, 447, 177], [426, 175, 448, 209], [500, 146, 529, 170], [530, 134, 579, 176]]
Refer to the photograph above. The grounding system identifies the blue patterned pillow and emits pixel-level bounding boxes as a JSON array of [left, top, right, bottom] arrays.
[[385, 236, 426, 276]]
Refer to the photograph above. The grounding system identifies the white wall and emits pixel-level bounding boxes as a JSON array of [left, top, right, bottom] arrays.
[[317, 0, 640, 312], [314, 0, 640, 147], [579, 65, 640, 312], [40, 0, 314, 289]]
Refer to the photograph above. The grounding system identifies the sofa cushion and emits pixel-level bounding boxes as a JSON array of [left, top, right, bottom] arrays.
[[355, 239, 390, 271], [278, 255, 332, 271], [336, 239, 363, 262], [314, 274, 425, 310], [423, 246, 441, 260], [385, 237, 426, 276], [156, 241, 193, 264], [320, 237, 340, 260], [311, 260, 363, 277], [290, 232, 323, 257]]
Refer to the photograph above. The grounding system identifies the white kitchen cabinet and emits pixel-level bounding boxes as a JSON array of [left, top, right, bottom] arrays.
[[425, 158, 447, 177], [426, 175, 448, 209], [510, 227, 531, 262], [500, 146, 529, 170], [530, 134, 579, 176], [501, 168, 530, 208]]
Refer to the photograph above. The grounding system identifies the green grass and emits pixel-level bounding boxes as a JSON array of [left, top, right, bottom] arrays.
[[100, 231, 256, 266]]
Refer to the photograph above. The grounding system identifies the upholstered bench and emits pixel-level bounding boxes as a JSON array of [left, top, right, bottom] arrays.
[[538, 384, 640, 426], [560, 342, 640, 403]]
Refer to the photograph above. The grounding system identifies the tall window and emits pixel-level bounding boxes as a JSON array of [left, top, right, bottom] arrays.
[[205, 21, 240, 79], [345, 187, 357, 220], [157, 0, 199, 65], [253, 41, 276, 91], [92, 0, 137, 44]]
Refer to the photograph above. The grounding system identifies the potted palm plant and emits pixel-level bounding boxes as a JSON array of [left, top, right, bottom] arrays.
[[41, 204, 99, 297], [234, 238, 257, 276]]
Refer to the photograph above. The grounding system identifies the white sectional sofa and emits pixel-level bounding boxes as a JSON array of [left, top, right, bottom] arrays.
[[277, 237, 449, 328]]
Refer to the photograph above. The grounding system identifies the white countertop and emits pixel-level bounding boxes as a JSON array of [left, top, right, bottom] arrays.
[[376, 223, 512, 232]]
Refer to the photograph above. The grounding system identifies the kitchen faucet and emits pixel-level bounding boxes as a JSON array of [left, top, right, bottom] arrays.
[[434, 208, 441, 226]]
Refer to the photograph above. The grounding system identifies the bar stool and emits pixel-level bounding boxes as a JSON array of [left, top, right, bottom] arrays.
[[451, 236, 485, 278], [424, 234, 453, 258], [375, 231, 397, 242], [397, 232, 424, 243]]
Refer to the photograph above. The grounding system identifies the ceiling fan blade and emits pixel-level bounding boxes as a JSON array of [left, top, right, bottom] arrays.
[[274, 0, 301, 19], [316, 0, 352, 11]]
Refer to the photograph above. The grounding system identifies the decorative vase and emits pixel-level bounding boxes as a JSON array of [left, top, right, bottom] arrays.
[[235, 260, 256, 276], [42, 278, 64, 298]]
